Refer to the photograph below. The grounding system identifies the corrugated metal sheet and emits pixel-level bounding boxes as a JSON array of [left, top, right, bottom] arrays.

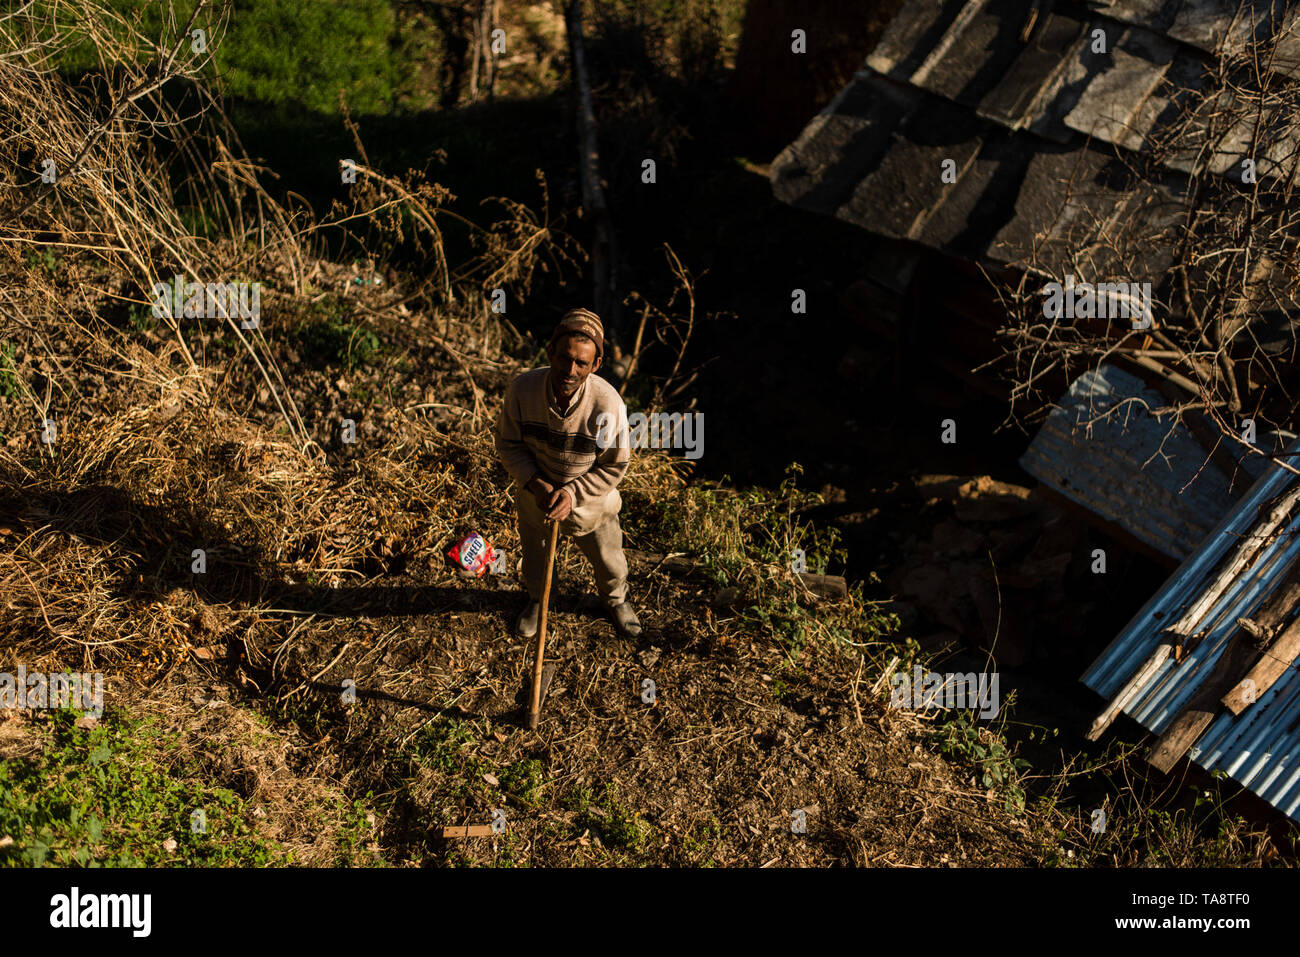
[[1019, 364, 1261, 559], [1082, 441, 1300, 821]]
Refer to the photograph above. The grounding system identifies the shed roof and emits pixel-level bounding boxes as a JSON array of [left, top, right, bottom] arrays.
[[770, 0, 1298, 279], [1081, 440, 1300, 821], [1019, 363, 1266, 558]]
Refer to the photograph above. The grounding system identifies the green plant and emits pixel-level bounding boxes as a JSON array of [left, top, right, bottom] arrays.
[[591, 784, 647, 852], [27, 248, 58, 277], [334, 797, 384, 867], [127, 301, 157, 334], [292, 308, 381, 370], [630, 462, 899, 671], [565, 782, 648, 855], [0, 340, 20, 398], [646, 464, 844, 585], [745, 595, 809, 666], [498, 759, 544, 806], [932, 709, 1031, 815], [680, 815, 723, 866], [0, 707, 279, 866], [407, 716, 477, 774], [491, 828, 525, 868], [397, 715, 499, 806]]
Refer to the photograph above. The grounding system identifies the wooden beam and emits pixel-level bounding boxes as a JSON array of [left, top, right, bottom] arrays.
[[1087, 642, 1171, 741], [1087, 489, 1300, 741], [1149, 556, 1300, 770], [1168, 486, 1300, 650], [1119, 353, 1208, 402], [1223, 616, 1300, 714], [441, 824, 495, 839], [1147, 626, 1260, 773], [1246, 562, 1300, 636]]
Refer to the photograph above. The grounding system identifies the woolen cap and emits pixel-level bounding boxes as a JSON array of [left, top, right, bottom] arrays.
[[549, 308, 604, 358]]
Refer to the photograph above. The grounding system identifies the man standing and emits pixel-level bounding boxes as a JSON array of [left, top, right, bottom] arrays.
[[495, 308, 642, 639]]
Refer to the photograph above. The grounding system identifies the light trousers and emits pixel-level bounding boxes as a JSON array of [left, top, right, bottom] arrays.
[[515, 487, 628, 607]]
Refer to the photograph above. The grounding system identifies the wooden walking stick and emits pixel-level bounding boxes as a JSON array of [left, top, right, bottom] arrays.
[[528, 520, 560, 730]]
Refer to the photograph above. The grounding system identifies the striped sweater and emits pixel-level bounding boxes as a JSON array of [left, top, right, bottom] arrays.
[[495, 368, 630, 527]]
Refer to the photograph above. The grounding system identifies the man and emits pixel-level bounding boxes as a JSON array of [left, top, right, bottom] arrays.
[[495, 308, 642, 639]]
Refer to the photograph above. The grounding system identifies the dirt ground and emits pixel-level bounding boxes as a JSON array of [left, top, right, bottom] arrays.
[[4, 252, 1289, 867], [0, 260, 1071, 866]]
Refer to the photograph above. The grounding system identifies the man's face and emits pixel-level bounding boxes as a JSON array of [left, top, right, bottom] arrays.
[[548, 334, 600, 398]]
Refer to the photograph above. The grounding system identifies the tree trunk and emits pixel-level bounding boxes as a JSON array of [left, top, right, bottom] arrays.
[[484, 0, 498, 101], [468, 0, 482, 102], [563, 0, 623, 351]]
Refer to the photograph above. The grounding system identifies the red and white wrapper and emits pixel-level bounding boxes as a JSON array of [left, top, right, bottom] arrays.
[[446, 532, 496, 577]]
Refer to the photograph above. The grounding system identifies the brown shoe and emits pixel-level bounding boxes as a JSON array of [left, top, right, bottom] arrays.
[[609, 601, 642, 638]]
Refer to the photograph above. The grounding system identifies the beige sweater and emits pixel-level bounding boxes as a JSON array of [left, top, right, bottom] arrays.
[[495, 368, 630, 531]]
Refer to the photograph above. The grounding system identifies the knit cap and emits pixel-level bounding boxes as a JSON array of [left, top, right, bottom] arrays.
[[549, 308, 604, 358]]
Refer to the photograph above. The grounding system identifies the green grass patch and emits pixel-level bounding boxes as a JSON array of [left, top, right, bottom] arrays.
[[566, 782, 649, 855], [498, 758, 545, 807], [630, 462, 899, 659], [680, 815, 723, 866], [0, 707, 279, 867], [52, 0, 410, 116], [26, 249, 59, 278], [406, 715, 478, 774], [0, 340, 21, 398]]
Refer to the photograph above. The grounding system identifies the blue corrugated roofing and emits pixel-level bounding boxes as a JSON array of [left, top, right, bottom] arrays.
[[1020, 364, 1260, 559], [1082, 444, 1300, 820]]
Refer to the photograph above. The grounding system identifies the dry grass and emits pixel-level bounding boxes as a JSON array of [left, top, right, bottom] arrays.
[[0, 0, 588, 679]]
